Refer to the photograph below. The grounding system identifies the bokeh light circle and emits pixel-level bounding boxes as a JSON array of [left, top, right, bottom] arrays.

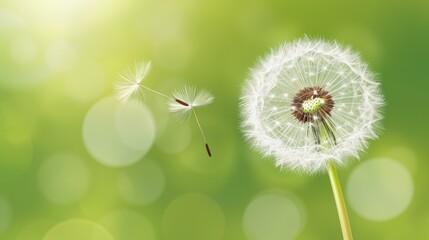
[[38, 154, 90, 204], [83, 97, 156, 167], [115, 101, 156, 151], [0, 196, 12, 235], [10, 35, 37, 64], [0, 8, 26, 33], [117, 160, 165, 205], [347, 158, 414, 221], [243, 192, 305, 240], [43, 219, 113, 240], [99, 210, 156, 240], [45, 40, 77, 72], [162, 193, 225, 240], [0, 9, 52, 89]]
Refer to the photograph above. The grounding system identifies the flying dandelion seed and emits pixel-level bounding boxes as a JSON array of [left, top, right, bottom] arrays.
[[169, 86, 214, 157], [115, 61, 170, 102], [241, 38, 384, 240], [114, 62, 214, 157]]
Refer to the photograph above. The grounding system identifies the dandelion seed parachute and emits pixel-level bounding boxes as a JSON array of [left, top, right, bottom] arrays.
[[114, 62, 214, 157], [169, 86, 214, 157], [114, 61, 153, 102], [241, 38, 384, 173], [169, 86, 214, 121]]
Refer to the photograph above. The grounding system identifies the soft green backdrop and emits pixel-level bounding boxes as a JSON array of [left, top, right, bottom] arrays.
[[0, 0, 428, 239]]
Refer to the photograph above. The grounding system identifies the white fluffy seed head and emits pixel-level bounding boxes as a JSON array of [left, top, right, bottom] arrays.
[[240, 38, 384, 174], [114, 61, 152, 102], [169, 86, 214, 121]]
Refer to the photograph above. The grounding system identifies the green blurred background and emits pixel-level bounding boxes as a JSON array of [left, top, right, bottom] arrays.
[[0, 0, 428, 239]]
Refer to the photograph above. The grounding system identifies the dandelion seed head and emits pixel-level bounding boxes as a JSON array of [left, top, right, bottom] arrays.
[[241, 38, 384, 173], [114, 61, 152, 102]]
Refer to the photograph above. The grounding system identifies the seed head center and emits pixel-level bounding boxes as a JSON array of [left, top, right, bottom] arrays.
[[291, 86, 334, 123], [302, 97, 325, 114]]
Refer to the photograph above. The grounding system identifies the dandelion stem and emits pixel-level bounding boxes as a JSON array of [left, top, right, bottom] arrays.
[[327, 162, 353, 240], [142, 85, 171, 99]]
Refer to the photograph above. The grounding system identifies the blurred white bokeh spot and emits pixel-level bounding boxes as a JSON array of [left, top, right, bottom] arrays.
[[43, 219, 113, 240], [45, 40, 78, 72], [162, 193, 225, 240], [83, 97, 156, 167], [243, 191, 305, 240], [99, 210, 156, 240], [0, 196, 12, 235], [0, 9, 52, 89], [11, 0, 126, 35], [115, 100, 156, 151], [117, 160, 165, 205], [0, 8, 26, 33], [10, 35, 38, 64], [347, 158, 414, 221], [38, 154, 90, 204]]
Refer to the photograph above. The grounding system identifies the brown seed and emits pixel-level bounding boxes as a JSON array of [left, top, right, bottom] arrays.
[[175, 99, 189, 106], [205, 143, 212, 157]]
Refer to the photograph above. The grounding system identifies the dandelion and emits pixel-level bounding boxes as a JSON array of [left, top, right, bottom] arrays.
[[114, 61, 214, 157], [241, 38, 384, 239], [169, 86, 214, 157]]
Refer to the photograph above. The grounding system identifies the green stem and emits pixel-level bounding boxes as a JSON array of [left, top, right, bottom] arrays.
[[327, 162, 353, 240]]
